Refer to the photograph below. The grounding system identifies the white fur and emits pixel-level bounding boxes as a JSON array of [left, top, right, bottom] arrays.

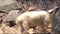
[[16, 11, 52, 34]]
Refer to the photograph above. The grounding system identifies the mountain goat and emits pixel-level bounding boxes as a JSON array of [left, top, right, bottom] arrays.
[[16, 10, 52, 34]]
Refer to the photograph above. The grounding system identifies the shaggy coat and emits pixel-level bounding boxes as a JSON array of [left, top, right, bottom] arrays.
[[16, 11, 52, 34]]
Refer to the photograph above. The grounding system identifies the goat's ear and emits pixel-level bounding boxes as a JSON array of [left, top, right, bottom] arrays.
[[48, 7, 59, 14]]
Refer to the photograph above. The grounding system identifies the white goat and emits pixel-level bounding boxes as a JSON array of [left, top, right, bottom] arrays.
[[16, 10, 52, 34]]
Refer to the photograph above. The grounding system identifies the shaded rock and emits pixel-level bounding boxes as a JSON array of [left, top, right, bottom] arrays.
[[52, 7, 60, 34]]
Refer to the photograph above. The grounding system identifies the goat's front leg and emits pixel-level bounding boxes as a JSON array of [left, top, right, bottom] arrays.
[[22, 21, 29, 34]]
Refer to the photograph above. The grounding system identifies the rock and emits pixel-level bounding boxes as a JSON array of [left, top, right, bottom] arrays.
[[3, 10, 20, 22], [0, 0, 21, 13], [52, 7, 60, 34]]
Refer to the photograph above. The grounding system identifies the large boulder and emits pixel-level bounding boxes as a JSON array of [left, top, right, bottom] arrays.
[[3, 10, 21, 22], [3, 10, 21, 27], [0, 0, 21, 13]]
